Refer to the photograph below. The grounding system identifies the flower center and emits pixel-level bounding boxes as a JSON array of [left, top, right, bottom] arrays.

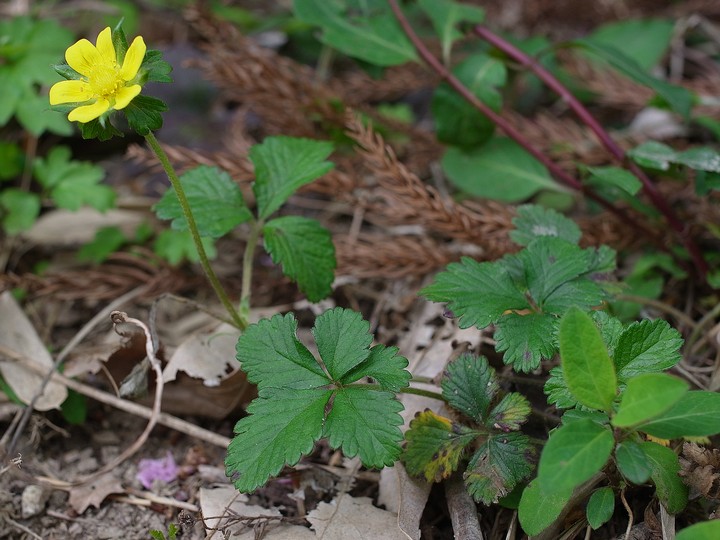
[[88, 63, 123, 99]]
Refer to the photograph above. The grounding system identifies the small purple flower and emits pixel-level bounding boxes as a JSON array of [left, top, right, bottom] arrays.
[[136, 451, 178, 489]]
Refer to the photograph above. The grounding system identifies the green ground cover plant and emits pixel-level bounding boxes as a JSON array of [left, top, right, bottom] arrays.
[[2, 1, 719, 537]]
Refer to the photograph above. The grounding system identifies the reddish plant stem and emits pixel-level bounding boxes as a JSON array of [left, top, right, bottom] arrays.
[[386, 0, 664, 255], [474, 24, 708, 278]]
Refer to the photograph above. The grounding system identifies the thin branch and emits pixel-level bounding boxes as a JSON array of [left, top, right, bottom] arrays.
[[473, 25, 708, 279], [386, 0, 663, 251]]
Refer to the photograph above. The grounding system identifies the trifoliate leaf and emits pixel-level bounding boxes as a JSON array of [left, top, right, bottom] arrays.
[[154, 165, 251, 238], [153, 229, 216, 265], [77, 226, 126, 263], [614, 319, 683, 380], [324, 387, 405, 468], [51, 174, 115, 212], [403, 410, 478, 482], [441, 354, 499, 421], [466, 432, 535, 504], [250, 136, 334, 220], [559, 307, 617, 412], [263, 216, 336, 302], [537, 419, 614, 494], [236, 313, 328, 391], [139, 49, 173, 84], [510, 204, 581, 246], [421, 257, 528, 329], [228, 309, 411, 492], [640, 441, 688, 513], [33, 146, 107, 199], [488, 392, 531, 432], [124, 94, 168, 135], [226, 388, 331, 492], [341, 344, 411, 392], [494, 313, 558, 372]]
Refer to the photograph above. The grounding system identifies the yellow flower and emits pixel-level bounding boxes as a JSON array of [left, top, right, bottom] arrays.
[[49, 27, 146, 123]]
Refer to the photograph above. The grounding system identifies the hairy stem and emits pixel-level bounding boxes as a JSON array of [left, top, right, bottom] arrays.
[[473, 25, 708, 279], [240, 219, 263, 324], [346, 383, 445, 401], [145, 132, 245, 329]]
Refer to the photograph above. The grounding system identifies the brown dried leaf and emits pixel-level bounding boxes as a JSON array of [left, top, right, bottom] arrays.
[[307, 496, 408, 540], [679, 442, 720, 500], [68, 474, 125, 514]]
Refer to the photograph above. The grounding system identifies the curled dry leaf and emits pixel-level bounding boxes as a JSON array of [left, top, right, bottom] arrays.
[[0, 291, 67, 410], [679, 442, 720, 500]]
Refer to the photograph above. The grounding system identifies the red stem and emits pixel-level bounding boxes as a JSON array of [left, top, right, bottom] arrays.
[[473, 24, 708, 278], [386, 0, 665, 255]]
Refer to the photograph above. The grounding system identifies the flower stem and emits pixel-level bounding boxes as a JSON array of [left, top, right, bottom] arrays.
[[240, 219, 263, 323], [144, 132, 245, 329]]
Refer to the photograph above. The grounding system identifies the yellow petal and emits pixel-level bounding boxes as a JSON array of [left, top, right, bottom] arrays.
[[113, 85, 141, 110], [120, 36, 146, 81], [49, 80, 92, 105], [68, 99, 110, 123], [65, 38, 102, 77], [95, 27, 116, 66]]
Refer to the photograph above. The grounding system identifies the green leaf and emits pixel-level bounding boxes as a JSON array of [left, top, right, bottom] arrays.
[[615, 441, 651, 484], [586, 487, 615, 530], [16, 86, 72, 136], [544, 367, 578, 410], [518, 480, 572, 536], [250, 136, 334, 220], [627, 141, 676, 170], [313, 307, 372, 380], [293, 0, 417, 66], [573, 39, 693, 118], [403, 409, 477, 482], [559, 308, 617, 412], [614, 319, 683, 380], [60, 389, 87, 425], [324, 387, 404, 467], [537, 419, 614, 494], [675, 147, 720, 173], [77, 227, 127, 264], [465, 432, 536, 504], [487, 392, 531, 432], [153, 229, 217, 265], [612, 373, 688, 428], [676, 521, 720, 540], [421, 257, 528, 329], [510, 204, 581, 246], [585, 166, 642, 196], [591, 311, 624, 357], [236, 313, 328, 391], [494, 313, 558, 372], [431, 53, 504, 149], [586, 19, 673, 71], [263, 216, 336, 302], [341, 344, 411, 392], [51, 175, 116, 212], [0, 142, 24, 181], [139, 49, 173, 84], [640, 441, 688, 513], [522, 238, 595, 308], [123, 94, 168, 135], [441, 354, 498, 420], [228, 309, 410, 491], [226, 388, 331, 492], [154, 165, 251, 238], [638, 391, 720, 439], [442, 138, 562, 202], [418, 0, 484, 64], [561, 409, 610, 426], [0, 189, 40, 234]]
